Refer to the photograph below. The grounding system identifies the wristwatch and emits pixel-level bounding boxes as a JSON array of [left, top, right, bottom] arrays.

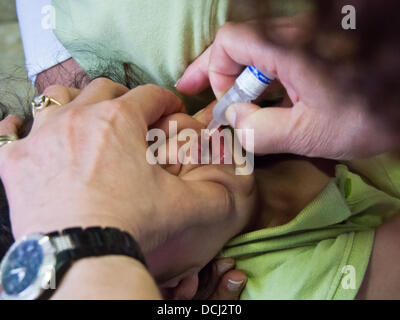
[[0, 227, 146, 300]]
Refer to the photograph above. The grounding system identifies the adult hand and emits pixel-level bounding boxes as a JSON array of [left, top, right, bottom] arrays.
[[0, 79, 255, 260], [177, 20, 399, 160], [143, 103, 254, 295]]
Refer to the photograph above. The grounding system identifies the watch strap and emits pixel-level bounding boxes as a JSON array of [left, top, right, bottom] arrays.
[[50, 227, 146, 264], [39, 227, 146, 299]]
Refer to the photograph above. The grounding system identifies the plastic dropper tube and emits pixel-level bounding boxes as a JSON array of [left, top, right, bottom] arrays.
[[207, 66, 274, 134]]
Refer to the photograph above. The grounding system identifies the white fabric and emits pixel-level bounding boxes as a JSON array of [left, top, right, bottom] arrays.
[[16, 0, 71, 84]]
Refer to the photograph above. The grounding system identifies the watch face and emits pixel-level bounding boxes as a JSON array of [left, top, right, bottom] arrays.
[[1, 240, 43, 295], [0, 234, 56, 300]]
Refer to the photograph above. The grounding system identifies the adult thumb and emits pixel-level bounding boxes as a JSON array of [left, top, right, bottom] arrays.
[[225, 103, 292, 155]]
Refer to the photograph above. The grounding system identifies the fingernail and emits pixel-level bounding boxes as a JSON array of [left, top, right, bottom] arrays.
[[216, 259, 235, 275], [215, 90, 227, 101], [227, 279, 244, 292], [174, 78, 181, 88]]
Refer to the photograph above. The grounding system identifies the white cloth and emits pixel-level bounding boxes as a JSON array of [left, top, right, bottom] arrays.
[[16, 0, 71, 84]]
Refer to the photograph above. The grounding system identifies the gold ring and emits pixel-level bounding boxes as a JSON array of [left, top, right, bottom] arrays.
[[31, 94, 62, 118], [0, 135, 18, 148]]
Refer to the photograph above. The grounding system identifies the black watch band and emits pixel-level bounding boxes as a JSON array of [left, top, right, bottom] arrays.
[[39, 227, 146, 300]]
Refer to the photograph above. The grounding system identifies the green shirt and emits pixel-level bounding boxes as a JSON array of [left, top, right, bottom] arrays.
[[221, 156, 400, 299], [51, 1, 400, 299], [52, 0, 272, 113]]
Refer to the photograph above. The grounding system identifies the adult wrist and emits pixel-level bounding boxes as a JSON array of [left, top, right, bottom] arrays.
[[12, 208, 142, 245], [1, 225, 149, 299], [51, 255, 160, 300]]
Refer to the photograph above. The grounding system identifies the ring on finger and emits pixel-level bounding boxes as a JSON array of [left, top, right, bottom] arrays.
[[0, 135, 18, 148], [31, 94, 63, 118]]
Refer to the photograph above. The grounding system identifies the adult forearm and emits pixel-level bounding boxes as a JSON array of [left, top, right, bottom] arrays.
[[51, 255, 161, 300]]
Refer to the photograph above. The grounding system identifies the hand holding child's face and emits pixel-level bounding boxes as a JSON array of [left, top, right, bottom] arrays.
[[145, 102, 257, 295]]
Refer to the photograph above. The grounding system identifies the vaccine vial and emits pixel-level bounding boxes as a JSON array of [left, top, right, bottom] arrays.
[[207, 66, 274, 133]]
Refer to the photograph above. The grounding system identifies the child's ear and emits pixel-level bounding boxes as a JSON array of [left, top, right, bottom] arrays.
[[169, 274, 199, 300]]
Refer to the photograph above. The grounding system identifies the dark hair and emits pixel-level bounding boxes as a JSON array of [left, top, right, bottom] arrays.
[[264, 0, 400, 131], [310, 0, 400, 130]]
